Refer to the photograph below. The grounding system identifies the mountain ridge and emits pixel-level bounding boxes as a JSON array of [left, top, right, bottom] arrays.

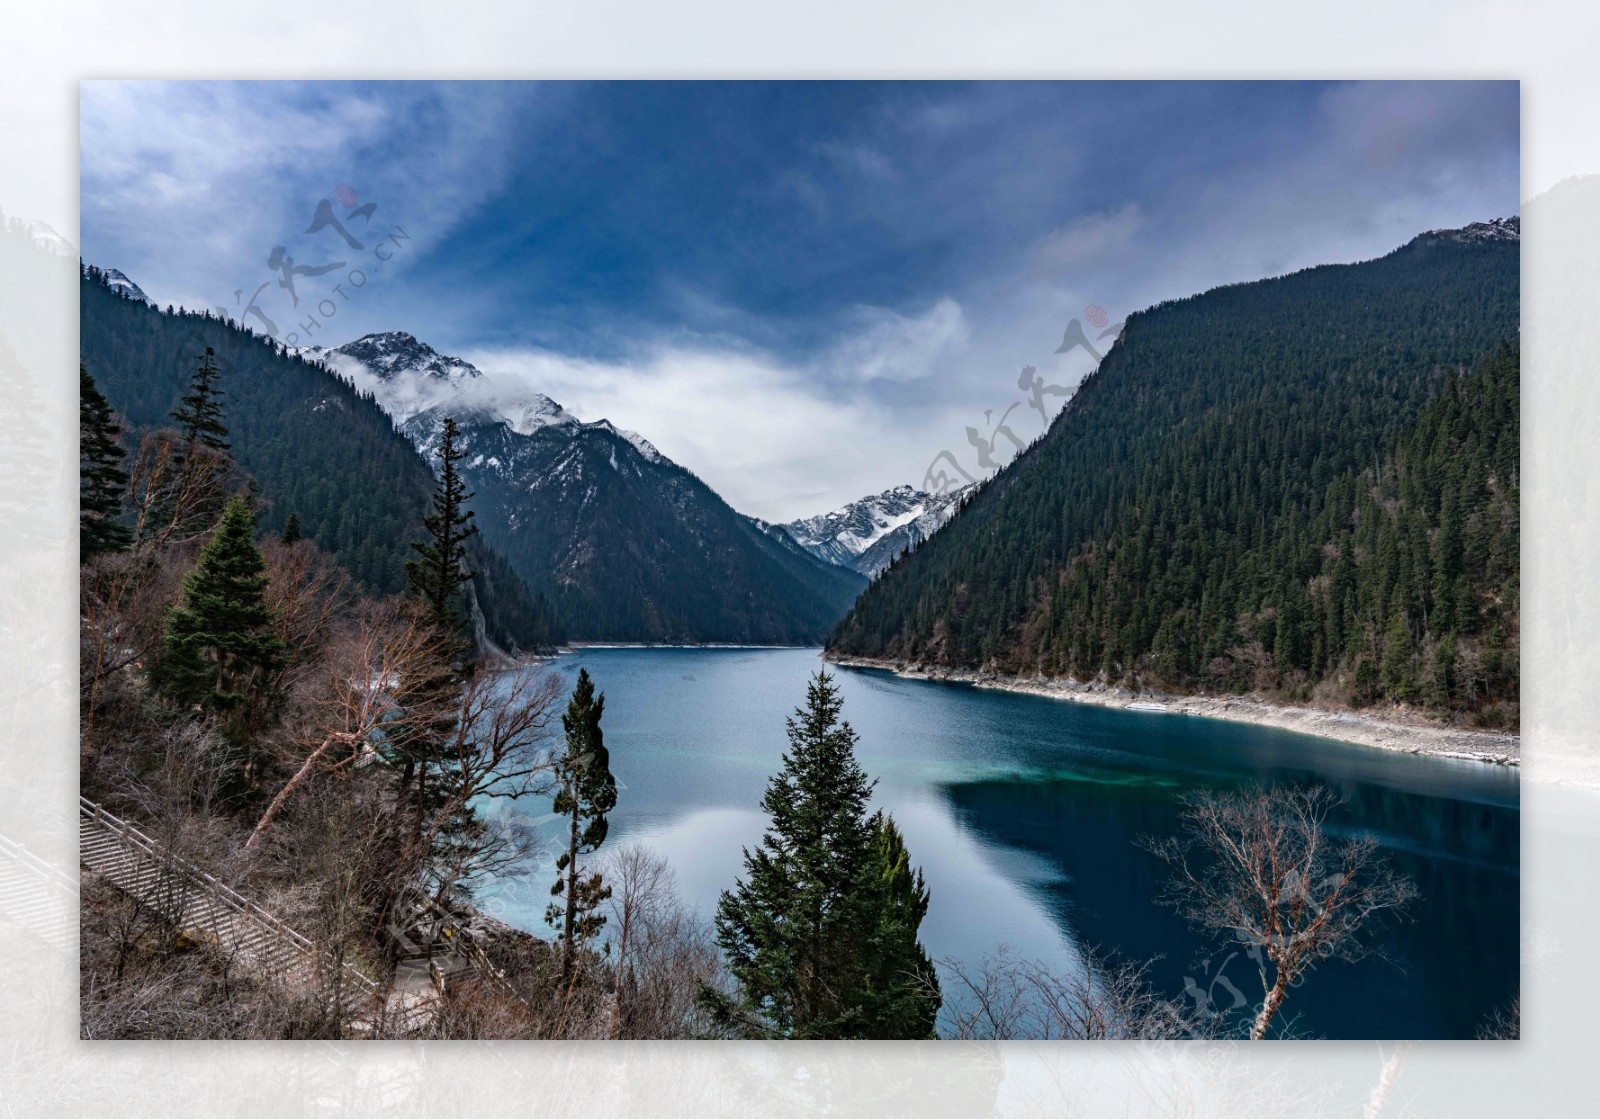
[[827, 221, 1520, 724], [77, 267, 564, 652], [761, 484, 969, 577], [316, 332, 865, 644]]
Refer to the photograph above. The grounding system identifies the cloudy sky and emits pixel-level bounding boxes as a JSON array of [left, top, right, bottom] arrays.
[[80, 80, 1519, 521]]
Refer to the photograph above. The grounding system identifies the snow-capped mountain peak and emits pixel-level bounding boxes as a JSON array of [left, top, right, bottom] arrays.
[[305, 331, 674, 471], [328, 330, 483, 384], [771, 483, 969, 576], [1414, 215, 1520, 247], [591, 419, 663, 463], [504, 393, 582, 436], [301, 332, 495, 428], [102, 267, 151, 304]]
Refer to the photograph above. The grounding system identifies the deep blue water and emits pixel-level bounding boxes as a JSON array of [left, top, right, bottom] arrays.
[[477, 647, 1519, 1039]]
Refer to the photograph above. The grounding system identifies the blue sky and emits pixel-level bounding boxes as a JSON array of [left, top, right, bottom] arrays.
[[80, 80, 1519, 520]]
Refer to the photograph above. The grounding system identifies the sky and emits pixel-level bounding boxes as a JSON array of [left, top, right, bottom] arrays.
[[79, 80, 1520, 522]]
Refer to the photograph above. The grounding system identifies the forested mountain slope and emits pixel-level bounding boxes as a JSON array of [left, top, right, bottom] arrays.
[[828, 222, 1519, 724], [79, 268, 563, 652], [315, 331, 867, 645], [403, 401, 867, 644]]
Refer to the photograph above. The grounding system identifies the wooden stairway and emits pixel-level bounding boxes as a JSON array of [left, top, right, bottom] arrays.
[[78, 796, 382, 1002]]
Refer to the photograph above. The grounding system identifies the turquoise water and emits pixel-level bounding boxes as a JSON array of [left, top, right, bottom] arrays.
[[478, 646, 1519, 1039]]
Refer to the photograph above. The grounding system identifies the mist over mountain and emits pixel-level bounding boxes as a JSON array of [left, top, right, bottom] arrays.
[[313, 332, 865, 644], [78, 269, 564, 652]]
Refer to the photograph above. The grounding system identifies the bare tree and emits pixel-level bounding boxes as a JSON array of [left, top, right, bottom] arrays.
[[253, 768, 401, 1037], [934, 944, 1199, 1040], [124, 428, 232, 550], [245, 600, 446, 853], [1478, 995, 1520, 1040], [404, 663, 564, 900], [1141, 784, 1417, 1040], [247, 533, 352, 733], [79, 543, 193, 768], [421, 844, 728, 1041], [603, 844, 727, 1039]]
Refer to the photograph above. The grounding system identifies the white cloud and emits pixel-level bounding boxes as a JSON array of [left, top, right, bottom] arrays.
[[79, 81, 539, 314], [1029, 202, 1144, 281], [824, 297, 971, 384], [461, 338, 966, 523]]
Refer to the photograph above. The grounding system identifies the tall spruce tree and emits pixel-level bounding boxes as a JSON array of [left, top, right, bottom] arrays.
[[281, 512, 301, 544], [170, 346, 229, 452], [388, 416, 481, 850], [547, 667, 618, 984], [405, 415, 476, 636], [710, 671, 938, 1038], [154, 497, 283, 726], [860, 813, 941, 1038], [79, 365, 131, 559], [159, 346, 233, 539]]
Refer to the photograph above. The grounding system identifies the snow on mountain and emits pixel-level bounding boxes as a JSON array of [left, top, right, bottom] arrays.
[[295, 330, 861, 643], [102, 267, 150, 304], [770, 483, 968, 576], [304, 331, 669, 466], [590, 419, 663, 463], [332, 330, 481, 384], [1413, 216, 1520, 247], [503, 392, 580, 435]]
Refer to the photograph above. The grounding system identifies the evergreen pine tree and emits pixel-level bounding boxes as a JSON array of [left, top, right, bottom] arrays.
[[859, 813, 941, 1039], [1380, 608, 1415, 703], [154, 497, 283, 722], [170, 346, 230, 452], [405, 416, 476, 636], [710, 671, 937, 1038], [79, 365, 131, 558], [386, 415, 483, 849], [547, 667, 618, 983], [281, 512, 301, 544]]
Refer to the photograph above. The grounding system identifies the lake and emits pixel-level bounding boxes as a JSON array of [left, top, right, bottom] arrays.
[[477, 646, 1519, 1039]]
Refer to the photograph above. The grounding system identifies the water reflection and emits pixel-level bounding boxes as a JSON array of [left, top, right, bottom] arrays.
[[478, 647, 1518, 1039]]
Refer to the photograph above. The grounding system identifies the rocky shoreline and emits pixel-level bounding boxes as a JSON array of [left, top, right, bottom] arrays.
[[825, 656, 1520, 767]]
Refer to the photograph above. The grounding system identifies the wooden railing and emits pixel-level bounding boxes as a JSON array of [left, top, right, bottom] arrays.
[[396, 884, 530, 1007], [79, 796, 381, 998]]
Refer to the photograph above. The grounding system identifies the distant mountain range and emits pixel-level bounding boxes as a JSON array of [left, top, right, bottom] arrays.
[[308, 332, 865, 644], [754, 484, 968, 577], [72, 209, 1524, 697]]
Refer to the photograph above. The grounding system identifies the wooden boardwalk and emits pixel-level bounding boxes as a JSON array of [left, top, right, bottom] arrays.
[[78, 796, 383, 1002]]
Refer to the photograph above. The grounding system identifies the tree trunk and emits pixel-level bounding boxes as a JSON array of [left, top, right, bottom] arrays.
[[244, 733, 353, 852], [1251, 973, 1290, 1040], [561, 797, 580, 985]]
